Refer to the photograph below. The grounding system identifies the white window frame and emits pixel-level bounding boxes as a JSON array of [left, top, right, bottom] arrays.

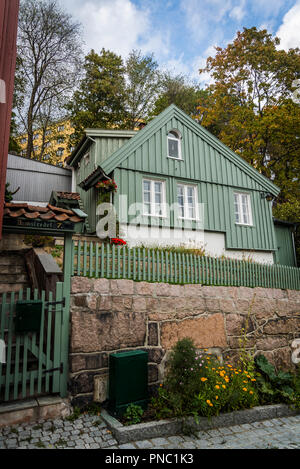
[[177, 183, 198, 220], [167, 130, 182, 160], [234, 191, 253, 226], [142, 178, 166, 218]]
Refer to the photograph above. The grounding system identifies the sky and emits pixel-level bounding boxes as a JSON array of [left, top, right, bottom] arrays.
[[56, 0, 300, 87]]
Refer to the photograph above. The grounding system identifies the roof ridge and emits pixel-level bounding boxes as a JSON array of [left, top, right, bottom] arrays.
[[100, 104, 280, 196]]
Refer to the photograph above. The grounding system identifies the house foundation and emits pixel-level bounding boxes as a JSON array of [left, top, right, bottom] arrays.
[[69, 278, 300, 408]]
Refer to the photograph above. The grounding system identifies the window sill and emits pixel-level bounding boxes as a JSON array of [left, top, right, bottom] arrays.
[[167, 156, 183, 161], [235, 223, 254, 227]]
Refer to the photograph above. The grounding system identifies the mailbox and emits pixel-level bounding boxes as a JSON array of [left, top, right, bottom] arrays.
[[108, 350, 148, 417], [15, 300, 43, 334]]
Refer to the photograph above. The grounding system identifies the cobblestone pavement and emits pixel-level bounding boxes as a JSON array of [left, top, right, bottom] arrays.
[[0, 413, 299, 449]]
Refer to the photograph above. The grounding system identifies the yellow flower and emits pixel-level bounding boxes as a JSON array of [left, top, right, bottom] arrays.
[[201, 377, 208, 382], [215, 385, 220, 389], [206, 399, 211, 405], [249, 391, 253, 395], [251, 378, 256, 382], [222, 385, 226, 389], [215, 396, 219, 400], [243, 380, 248, 384], [243, 387, 247, 392], [247, 375, 251, 378]]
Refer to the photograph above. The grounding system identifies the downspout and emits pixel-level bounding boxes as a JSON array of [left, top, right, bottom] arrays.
[[71, 167, 77, 193]]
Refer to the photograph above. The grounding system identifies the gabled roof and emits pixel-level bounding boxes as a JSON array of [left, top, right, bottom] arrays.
[[66, 129, 137, 167], [100, 104, 280, 196]]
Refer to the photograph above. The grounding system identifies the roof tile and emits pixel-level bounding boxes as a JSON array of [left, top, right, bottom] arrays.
[[3, 202, 84, 224]]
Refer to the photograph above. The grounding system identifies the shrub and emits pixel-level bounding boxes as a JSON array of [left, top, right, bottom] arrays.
[[151, 338, 259, 420], [151, 340, 300, 422], [254, 354, 297, 405]]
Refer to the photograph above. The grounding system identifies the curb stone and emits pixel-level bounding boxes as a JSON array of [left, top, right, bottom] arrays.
[[100, 404, 300, 445]]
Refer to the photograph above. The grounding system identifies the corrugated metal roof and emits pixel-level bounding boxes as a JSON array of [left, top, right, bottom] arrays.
[[6, 154, 72, 203]]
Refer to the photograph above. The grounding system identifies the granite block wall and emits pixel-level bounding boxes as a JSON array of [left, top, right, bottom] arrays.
[[69, 278, 300, 407]]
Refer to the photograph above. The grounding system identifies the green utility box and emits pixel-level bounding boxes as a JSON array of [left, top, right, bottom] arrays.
[[15, 300, 43, 334], [108, 350, 148, 417]]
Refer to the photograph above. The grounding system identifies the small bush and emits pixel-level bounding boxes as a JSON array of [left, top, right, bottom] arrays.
[[123, 404, 144, 425]]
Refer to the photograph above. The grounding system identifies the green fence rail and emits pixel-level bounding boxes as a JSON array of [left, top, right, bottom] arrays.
[[72, 241, 300, 290]]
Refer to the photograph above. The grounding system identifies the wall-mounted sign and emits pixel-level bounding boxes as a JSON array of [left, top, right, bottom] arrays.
[[4, 217, 75, 232]]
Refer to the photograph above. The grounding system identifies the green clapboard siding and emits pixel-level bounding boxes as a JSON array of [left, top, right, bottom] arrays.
[[74, 105, 279, 249], [114, 169, 277, 252], [75, 135, 133, 232], [274, 224, 297, 267], [111, 110, 278, 252]]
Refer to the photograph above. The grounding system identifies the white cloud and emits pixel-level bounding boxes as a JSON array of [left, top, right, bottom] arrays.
[[180, 0, 234, 43], [252, 0, 287, 18], [229, 0, 246, 21], [276, 1, 300, 50], [57, 0, 169, 60]]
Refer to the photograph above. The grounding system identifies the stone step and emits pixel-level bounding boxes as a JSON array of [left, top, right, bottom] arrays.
[[0, 282, 31, 295], [0, 264, 26, 275], [0, 273, 28, 284], [0, 255, 26, 267], [0, 396, 71, 428]]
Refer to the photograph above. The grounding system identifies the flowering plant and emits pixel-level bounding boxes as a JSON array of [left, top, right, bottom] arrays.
[[110, 237, 126, 246], [95, 179, 117, 192]]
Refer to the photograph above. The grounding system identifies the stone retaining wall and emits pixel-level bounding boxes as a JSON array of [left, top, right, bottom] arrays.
[[69, 278, 300, 407]]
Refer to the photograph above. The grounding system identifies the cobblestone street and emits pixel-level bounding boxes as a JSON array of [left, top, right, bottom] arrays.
[[0, 413, 299, 449]]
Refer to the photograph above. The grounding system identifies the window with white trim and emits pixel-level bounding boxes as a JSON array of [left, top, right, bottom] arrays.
[[177, 184, 197, 220], [167, 130, 181, 159], [143, 179, 166, 217], [234, 192, 253, 225]]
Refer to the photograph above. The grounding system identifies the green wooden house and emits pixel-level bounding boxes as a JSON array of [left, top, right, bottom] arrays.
[[67, 104, 297, 266]]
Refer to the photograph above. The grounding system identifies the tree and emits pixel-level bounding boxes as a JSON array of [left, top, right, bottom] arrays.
[[197, 27, 300, 170], [67, 48, 128, 146], [197, 27, 300, 263], [151, 72, 207, 119], [14, 0, 83, 160], [124, 50, 162, 128]]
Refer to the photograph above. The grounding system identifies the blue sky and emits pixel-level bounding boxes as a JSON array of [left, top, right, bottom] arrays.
[[57, 0, 300, 86]]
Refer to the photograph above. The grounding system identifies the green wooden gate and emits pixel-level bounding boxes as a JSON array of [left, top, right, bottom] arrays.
[[0, 282, 69, 402]]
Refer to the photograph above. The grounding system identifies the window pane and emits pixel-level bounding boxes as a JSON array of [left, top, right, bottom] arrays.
[[177, 186, 184, 217], [143, 180, 150, 192], [155, 204, 163, 216], [154, 181, 162, 194], [155, 192, 161, 204], [144, 203, 151, 214], [187, 187, 195, 219], [168, 138, 179, 158], [144, 191, 150, 203]]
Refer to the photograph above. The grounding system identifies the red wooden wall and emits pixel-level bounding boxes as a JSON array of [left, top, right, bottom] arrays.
[[0, 0, 19, 238]]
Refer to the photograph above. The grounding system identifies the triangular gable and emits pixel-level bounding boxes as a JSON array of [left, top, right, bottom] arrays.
[[101, 104, 280, 196]]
